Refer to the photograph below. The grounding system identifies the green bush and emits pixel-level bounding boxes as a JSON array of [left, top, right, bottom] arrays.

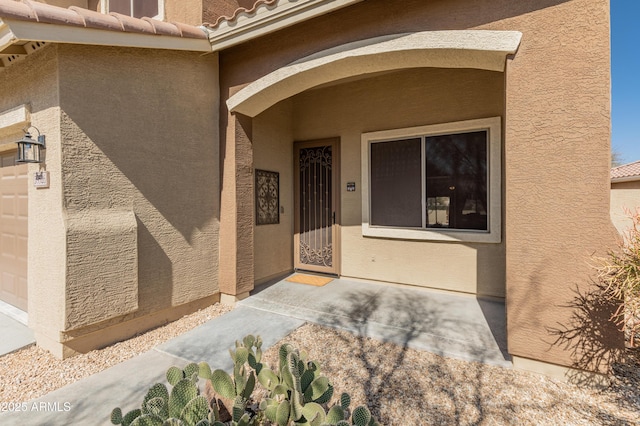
[[110, 335, 380, 426]]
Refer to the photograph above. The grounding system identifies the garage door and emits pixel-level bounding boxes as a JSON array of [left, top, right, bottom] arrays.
[[0, 151, 28, 311]]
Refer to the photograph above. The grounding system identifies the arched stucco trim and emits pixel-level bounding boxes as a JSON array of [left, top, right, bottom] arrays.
[[227, 30, 522, 117]]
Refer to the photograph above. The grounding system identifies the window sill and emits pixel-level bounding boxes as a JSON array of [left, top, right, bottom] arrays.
[[362, 223, 501, 243]]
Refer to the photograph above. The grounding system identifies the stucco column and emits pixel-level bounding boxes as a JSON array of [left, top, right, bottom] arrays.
[[219, 112, 254, 302], [28, 114, 68, 359], [503, 0, 623, 375]]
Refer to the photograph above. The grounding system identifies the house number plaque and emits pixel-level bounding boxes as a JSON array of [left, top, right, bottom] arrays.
[[34, 171, 50, 188]]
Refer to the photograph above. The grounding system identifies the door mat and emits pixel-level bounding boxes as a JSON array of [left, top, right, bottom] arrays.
[[285, 274, 334, 287]]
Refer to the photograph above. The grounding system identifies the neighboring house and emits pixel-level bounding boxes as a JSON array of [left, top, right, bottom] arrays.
[[611, 160, 640, 234], [0, 0, 623, 377]]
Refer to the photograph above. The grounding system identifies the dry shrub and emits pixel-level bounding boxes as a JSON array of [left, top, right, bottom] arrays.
[[596, 208, 640, 347]]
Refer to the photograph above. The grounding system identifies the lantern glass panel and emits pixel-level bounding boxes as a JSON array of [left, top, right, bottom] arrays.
[[17, 140, 41, 163]]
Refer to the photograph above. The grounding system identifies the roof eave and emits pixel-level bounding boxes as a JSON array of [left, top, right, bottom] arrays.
[[611, 175, 640, 184], [1, 17, 211, 52], [206, 0, 364, 52], [0, 19, 16, 51]]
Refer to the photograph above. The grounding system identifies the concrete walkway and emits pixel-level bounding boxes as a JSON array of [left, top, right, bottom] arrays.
[[0, 276, 509, 425], [0, 300, 34, 356]]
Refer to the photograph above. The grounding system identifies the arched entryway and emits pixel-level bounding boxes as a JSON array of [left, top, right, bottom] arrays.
[[229, 30, 520, 295]]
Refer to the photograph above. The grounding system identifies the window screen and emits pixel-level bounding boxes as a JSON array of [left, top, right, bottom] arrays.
[[370, 138, 422, 227]]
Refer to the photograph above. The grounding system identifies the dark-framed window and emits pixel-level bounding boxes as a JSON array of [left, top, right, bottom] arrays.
[[362, 117, 501, 243], [370, 131, 488, 230]]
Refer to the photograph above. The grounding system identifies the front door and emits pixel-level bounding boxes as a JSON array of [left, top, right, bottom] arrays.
[[294, 139, 340, 275]]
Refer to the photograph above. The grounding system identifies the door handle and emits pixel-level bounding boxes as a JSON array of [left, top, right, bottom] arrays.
[[332, 212, 336, 224]]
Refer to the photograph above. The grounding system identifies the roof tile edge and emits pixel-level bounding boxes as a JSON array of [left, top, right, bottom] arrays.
[[611, 160, 640, 180], [204, 0, 278, 29], [0, 0, 206, 39]]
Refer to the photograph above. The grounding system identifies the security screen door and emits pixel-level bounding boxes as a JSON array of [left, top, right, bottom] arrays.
[[294, 139, 340, 275]]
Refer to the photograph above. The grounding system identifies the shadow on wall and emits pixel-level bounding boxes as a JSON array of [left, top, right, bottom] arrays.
[[59, 47, 219, 244], [546, 280, 626, 384], [56, 46, 220, 316], [424, 0, 572, 29], [136, 218, 173, 311], [218, 0, 572, 89], [507, 256, 624, 384]]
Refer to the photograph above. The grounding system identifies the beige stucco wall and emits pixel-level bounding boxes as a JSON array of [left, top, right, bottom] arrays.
[[253, 100, 295, 283], [3, 44, 221, 357], [0, 46, 67, 348], [56, 44, 220, 354], [165, 0, 203, 25], [220, 0, 622, 371], [611, 180, 640, 234], [39, 0, 89, 8], [501, 0, 621, 371]]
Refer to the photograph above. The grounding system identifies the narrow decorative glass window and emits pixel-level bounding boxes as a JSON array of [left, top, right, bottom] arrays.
[[255, 169, 280, 225], [362, 117, 501, 243], [106, 0, 161, 19]]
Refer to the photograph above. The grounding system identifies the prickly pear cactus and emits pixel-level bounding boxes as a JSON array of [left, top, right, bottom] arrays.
[[325, 405, 346, 424], [111, 334, 378, 426], [339, 393, 351, 411], [351, 406, 372, 426], [142, 384, 170, 418], [208, 368, 236, 400], [111, 365, 209, 426], [255, 342, 338, 425], [166, 363, 198, 386]]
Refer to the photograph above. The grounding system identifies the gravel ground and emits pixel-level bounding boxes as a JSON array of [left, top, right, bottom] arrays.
[[0, 303, 232, 403], [1, 307, 639, 425], [261, 324, 640, 426]]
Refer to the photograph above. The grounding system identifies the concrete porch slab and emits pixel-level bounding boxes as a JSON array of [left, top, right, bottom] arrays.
[[240, 277, 511, 367]]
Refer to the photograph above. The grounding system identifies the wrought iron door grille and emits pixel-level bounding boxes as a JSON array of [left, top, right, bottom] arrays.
[[299, 145, 332, 267]]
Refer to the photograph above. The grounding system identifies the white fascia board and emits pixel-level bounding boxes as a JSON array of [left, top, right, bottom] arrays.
[[611, 176, 640, 183], [0, 20, 17, 52], [3, 18, 211, 52], [206, 0, 364, 52], [0, 104, 29, 137]]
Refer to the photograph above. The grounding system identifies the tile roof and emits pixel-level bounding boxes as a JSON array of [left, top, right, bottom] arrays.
[[0, 0, 206, 39], [611, 160, 640, 181], [205, 0, 277, 29]]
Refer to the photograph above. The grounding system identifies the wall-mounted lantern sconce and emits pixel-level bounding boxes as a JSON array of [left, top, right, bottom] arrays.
[[16, 127, 46, 163]]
